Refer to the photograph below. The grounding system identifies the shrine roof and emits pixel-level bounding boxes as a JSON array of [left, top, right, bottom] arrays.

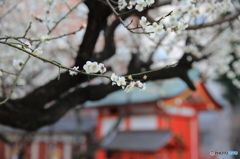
[[101, 130, 172, 152]]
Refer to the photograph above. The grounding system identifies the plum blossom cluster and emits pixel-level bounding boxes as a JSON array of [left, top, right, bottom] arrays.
[[111, 73, 146, 93], [204, 0, 235, 14], [139, 15, 188, 35], [118, 0, 155, 12], [17, 40, 43, 56], [68, 61, 146, 93], [69, 61, 107, 76], [83, 61, 106, 74]]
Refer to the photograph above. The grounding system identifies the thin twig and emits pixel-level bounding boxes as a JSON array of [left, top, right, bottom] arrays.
[[187, 11, 240, 30], [0, 69, 17, 76], [125, 62, 177, 78], [0, 41, 110, 78], [0, 40, 179, 87], [0, 28, 83, 42], [23, 22, 32, 38], [0, 55, 31, 105], [48, 0, 84, 34]]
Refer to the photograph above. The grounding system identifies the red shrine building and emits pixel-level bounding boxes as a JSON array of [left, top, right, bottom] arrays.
[[95, 82, 222, 159]]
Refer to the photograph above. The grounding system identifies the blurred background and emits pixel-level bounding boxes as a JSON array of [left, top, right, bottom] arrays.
[[1, 0, 240, 159]]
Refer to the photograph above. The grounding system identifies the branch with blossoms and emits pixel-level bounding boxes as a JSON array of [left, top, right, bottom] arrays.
[[0, 37, 180, 103], [106, 0, 191, 36], [187, 11, 240, 30]]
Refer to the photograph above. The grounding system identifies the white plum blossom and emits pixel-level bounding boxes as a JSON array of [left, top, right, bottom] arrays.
[[154, 24, 165, 35], [13, 59, 24, 70], [205, 3, 214, 12], [69, 66, 79, 76], [33, 47, 43, 56], [226, 71, 236, 79], [232, 79, 240, 88], [129, 0, 137, 5], [134, 80, 143, 87], [40, 35, 49, 42], [117, 76, 127, 88], [177, 21, 188, 31], [135, 0, 147, 12], [127, 2, 134, 9], [111, 73, 119, 85], [152, 22, 158, 29], [125, 82, 135, 93], [83, 61, 107, 74], [83, 61, 100, 74], [143, 75, 147, 80], [139, 16, 149, 29], [83, 61, 92, 74], [118, 0, 127, 10], [118, 0, 151, 12], [21, 40, 32, 52], [146, 0, 154, 6], [110, 73, 146, 92], [90, 62, 100, 73], [190, 8, 200, 16], [99, 63, 106, 74]]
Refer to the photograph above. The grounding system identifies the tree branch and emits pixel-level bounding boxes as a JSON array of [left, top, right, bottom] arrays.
[[187, 11, 240, 30]]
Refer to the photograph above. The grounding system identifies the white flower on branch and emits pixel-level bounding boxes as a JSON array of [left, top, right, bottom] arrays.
[[139, 16, 149, 29], [83, 61, 92, 74], [90, 62, 100, 73], [40, 35, 49, 42], [125, 81, 135, 93], [12, 59, 24, 70], [117, 76, 127, 89], [118, 0, 128, 11], [129, 0, 137, 5], [20, 40, 32, 52], [99, 63, 107, 74], [33, 47, 43, 56], [146, 0, 154, 6], [154, 23, 165, 35], [127, 2, 134, 9], [135, 0, 147, 12], [226, 71, 236, 79], [143, 75, 147, 80], [177, 21, 188, 31], [83, 61, 100, 74], [134, 80, 143, 88], [69, 66, 79, 76], [111, 73, 119, 85]]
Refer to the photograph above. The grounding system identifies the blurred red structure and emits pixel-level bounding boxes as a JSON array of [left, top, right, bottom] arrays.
[[0, 82, 221, 159], [95, 82, 221, 159]]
